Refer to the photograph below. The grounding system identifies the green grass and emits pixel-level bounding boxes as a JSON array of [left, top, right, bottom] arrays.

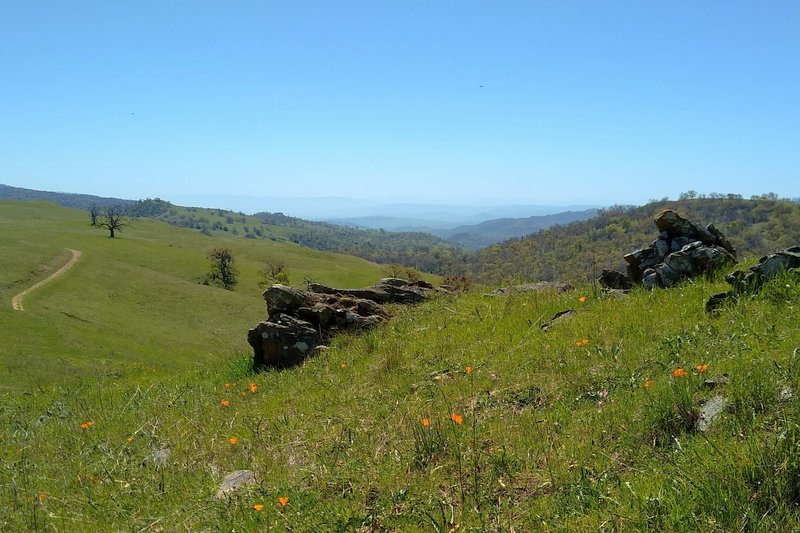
[[2, 253, 799, 530], [0, 201, 389, 390]]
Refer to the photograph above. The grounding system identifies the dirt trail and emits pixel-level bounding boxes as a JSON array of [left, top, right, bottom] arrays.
[[11, 249, 82, 311]]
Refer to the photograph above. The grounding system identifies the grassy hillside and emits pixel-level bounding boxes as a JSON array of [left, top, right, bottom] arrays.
[[2, 265, 799, 530], [474, 196, 800, 285], [0, 201, 388, 390], [0, 185, 469, 275]]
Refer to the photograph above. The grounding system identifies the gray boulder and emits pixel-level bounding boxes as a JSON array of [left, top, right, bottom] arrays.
[[602, 210, 736, 290]]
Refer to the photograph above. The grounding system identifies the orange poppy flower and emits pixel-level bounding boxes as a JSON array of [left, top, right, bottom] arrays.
[[229, 437, 238, 445], [221, 399, 230, 408], [672, 368, 688, 378], [127, 436, 135, 442], [253, 504, 265, 511], [582, 339, 589, 346], [695, 364, 709, 373], [224, 383, 231, 389], [578, 296, 587, 303], [465, 366, 473, 374], [451, 413, 463, 425], [80, 420, 94, 430], [422, 418, 430, 427], [249, 383, 257, 394], [278, 496, 289, 507], [644, 379, 654, 388]]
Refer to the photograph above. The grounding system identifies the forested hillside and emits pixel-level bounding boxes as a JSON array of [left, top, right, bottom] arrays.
[[473, 194, 800, 285]]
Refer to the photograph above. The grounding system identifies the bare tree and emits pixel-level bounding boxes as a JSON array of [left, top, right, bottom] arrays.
[[203, 248, 237, 290], [88, 203, 99, 226], [97, 206, 129, 238]]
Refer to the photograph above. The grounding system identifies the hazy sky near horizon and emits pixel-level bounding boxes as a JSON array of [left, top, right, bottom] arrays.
[[1, 1, 798, 209]]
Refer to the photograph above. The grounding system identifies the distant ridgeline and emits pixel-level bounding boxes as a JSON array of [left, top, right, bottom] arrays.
[[4, 184, 798, 282], [471, 194, 800, 285]]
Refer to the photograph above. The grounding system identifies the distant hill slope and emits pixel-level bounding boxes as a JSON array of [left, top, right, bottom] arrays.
[[473, 196, 800, 284], [435, 209, 598, 249], [1, 184, 467, 275], [252, 212, 469, 275], [0, 183, 136, 209]]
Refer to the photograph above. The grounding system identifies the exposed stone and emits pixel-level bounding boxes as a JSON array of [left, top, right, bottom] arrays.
[[601, 210, 736, 290], [485, 281, 574, 297], [696, 395, 727, 432], [706, 247, 800, 312], [215, 470, 257, 499], [249, 279, 430, 368], [142, 448, 170, 469], [598, 270, 634, 291], [703, 375, 730, 388], [780, 385, 794, 402], [541, 309, 576, 331]]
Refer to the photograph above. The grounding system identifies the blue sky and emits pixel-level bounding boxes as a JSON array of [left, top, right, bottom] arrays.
[[1, 1, 798, 210]]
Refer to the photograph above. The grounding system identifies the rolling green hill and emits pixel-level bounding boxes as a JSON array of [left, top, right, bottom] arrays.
[[0, 200, 390, 390], [0, 184, 469, 275]]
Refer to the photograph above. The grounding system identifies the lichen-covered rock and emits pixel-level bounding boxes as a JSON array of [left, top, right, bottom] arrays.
[[706, 246, 800, 312], [249, 279, 430, 368], [485, 281, 574, 297], [215, 470, 257, 500], [601, 210, 736, 290]]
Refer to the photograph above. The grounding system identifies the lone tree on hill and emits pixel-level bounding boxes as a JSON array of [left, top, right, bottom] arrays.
[[88, 203, 99, 226], [203, 247, 237, 290], [97, 205, 129, 238]]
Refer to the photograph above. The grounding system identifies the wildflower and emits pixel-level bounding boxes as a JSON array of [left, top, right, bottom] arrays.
[[451, 413, 463, 425], [127, 436, 135, 442], [696, 364, 709, 373], [644, 379, 654, 388], [582, 338, 589, 347], [579, 296, 587, 303], [422, 418, 430, 427], [341, 363, 347, 368], [224, 383, 231, 389], [490, 372, 498, 381], [221, 399, 231, 407], [253, 504, 265, 511], [576, 341, 582, 347], [598, 389, 608, 399], [249, 383, 257, 394], [465, 366, 473, 374], [672, 368, 688, 378], [278, 496, 289, 507], [37, 492, 46, 503], [229, 437, 238, 445], [80, 420, 94, 430]]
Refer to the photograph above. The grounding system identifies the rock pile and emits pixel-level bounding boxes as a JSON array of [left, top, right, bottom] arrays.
[[600, 209, 737, 290], [247, 278, 431, 368], [706, 246, 800, 312]]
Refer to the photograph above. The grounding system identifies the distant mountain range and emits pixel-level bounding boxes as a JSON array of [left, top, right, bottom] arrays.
[[0, 183, 599, 249]]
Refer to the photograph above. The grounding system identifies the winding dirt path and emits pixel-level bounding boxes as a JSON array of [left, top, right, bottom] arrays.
[[11, 249, 82, 311]]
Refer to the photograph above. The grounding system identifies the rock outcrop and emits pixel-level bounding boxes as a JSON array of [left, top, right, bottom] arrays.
[[600, 210, 737, 290], [248, 278, 431, 368], [485, 282, 573, 297], [705, 247, 800, 312]]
